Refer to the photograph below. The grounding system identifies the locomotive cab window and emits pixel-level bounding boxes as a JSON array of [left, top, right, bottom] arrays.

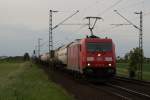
[[87, 42, 112, 52]]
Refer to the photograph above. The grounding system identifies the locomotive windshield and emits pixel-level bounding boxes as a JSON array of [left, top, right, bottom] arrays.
[[87, 42, 112, 52]]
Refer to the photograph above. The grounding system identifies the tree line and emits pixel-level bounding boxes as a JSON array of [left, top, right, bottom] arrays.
[[117, 47, 150, 78]]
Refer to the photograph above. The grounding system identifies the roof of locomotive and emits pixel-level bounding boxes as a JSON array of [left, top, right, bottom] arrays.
[[82, 37, 113, 42], [68, 37, 112, 47]]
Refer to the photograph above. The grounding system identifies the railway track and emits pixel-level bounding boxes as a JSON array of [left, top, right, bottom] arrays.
[[106, 83, 150, 100], [113, 76, 150, 86], [39, 63, 150, 100], [78, 76, 150, 100], [103, 76, 150, 100], [110, 76, 150, 96], [85, 82, 150, 100], [70, 76, 150, 100], [85, 83, 131, 100]]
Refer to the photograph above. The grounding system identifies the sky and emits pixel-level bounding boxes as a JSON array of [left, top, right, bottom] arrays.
[[0, 0, 150, 57]]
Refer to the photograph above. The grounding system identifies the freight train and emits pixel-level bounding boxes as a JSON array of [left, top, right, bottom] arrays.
[[40, 36, 116, 80]]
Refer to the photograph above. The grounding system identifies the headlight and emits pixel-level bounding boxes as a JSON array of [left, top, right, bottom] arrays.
[[87, 63, 91, 66], [108, 63, 112, 66], [105, 57, 112, 61], [97, 53, 101, 57], [87, 57, 94, 61]]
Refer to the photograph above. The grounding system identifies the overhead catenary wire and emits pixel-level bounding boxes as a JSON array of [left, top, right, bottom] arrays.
[[40, 40, 49, 47], [52, 0, 143, 38], [143, 11, 150, 16], [39, 24, 87, 50], [111, 9, 149, 27], [93, 0, 144, 32], [49, 0, 147, 47], [57, 0, 125, 38], [54, 25, 87, 48], [79, 0, 105, 17], [97, 9, 146, 33], [40, 39, 65, 49], [56, 0, 144, 32], [97, 0, 124, 16], [116, 0, 144, 12], [52, 10, 79, 30], [114, 10, 140, 30]]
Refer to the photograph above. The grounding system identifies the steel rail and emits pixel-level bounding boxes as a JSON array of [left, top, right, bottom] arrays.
[[114, 76, 150, 86], [106, 83, 150, 99], [85, 83, 131, 100]]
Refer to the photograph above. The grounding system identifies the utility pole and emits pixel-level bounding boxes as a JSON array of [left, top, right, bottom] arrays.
[[114, 10, 143, 80], [35, 45, 37, 57], [49, 10, 58, 58], [38, 38, 42, 58], [135, 11, 143, 80], [33, 50, 36, 58], [85, 17, 102, 36]]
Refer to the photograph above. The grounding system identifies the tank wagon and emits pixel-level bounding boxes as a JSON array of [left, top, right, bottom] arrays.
[[55, 45, 68, 65], [40, 52, 50, 64]]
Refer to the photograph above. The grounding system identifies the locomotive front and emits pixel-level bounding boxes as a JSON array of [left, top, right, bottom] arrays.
[[82, 38, 116, 78]]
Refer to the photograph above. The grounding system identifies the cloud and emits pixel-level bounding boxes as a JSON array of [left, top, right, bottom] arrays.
[[0, 24, 42, 56], [0, 0, 150, 57]]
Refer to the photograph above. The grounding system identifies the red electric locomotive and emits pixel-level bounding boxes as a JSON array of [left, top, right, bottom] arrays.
[[67, 36, 116, 79], [40, 36, 116, 80]]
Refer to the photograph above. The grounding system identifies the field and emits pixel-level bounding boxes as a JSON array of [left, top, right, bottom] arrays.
[[117, 63, 150, 81], [0, 61, 73, 100]]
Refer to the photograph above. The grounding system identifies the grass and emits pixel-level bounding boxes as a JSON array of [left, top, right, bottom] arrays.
[[0, 61, 73, 100], [117, 63, 150, 81]]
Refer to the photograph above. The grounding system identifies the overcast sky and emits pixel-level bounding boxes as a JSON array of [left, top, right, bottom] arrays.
[[0, 0, 150, 57]]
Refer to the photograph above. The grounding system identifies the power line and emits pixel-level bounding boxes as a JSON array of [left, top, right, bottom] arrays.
[[79, 12, 150, 32], [51, 1, 141, 38], [97, 10, 145, 33], [101, 10, 150, 33], [52, 10, 79, 30], [61, 23, 88, 26], [143, 11, 150, 16], [54, 25, 87, 47], [79, 0, 104, 17], [92, 0, 144, 33], [58, 0, 145, 35], [97, 0, 124, 16], [116, 0, 144, 11], [40, 40, 49, 47], [96, 25, 122, 33], [74, 24, 88, 33], [80, 0, 141, 34], [114, 10, 140, 30]]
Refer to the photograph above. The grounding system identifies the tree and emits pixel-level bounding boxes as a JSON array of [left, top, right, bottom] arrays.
[[24, 52, 30, 61], [128, 47, 143, 78], [124, 53, 129, 62]]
